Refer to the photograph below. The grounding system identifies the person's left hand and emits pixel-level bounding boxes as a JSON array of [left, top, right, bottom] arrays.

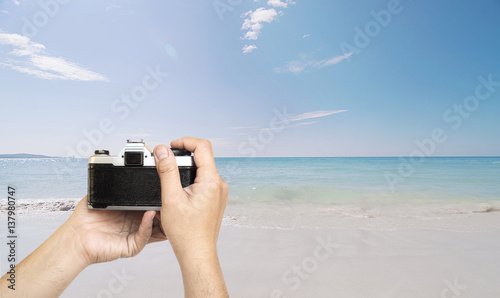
[[65, 196, 167, 265]]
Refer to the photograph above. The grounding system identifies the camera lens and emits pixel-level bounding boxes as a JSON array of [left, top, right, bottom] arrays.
[[125, 152, 143, 166]]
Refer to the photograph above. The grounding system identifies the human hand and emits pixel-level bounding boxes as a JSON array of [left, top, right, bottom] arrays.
[[0, 197, 167, 298], [154, 137, 229, 296], [65, 196, 167, 265]]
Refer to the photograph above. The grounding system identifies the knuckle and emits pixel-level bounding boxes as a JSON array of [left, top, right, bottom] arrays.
[[203, 179, 223, 197], [220, 178, 229, 193], [200, 139, 213, 150], [208, 179, 220, 192]]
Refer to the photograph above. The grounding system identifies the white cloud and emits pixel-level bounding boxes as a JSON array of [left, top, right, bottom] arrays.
[[0, 31, 109, 81], [239, 1, 295, 53], [274, 52, 353, 74], [12, 0, 20, 5], [232, 110, 348, 131], [209, 137, 234, 147], [0, 33, 45, 53], [241, 7, 278, 40], [230, 125, 262, 130], [284, 110, 348, 123], [261, 120, 318, 131], [320, 53, 353, 67], [105, 4, 121, 12], [302, 34, 310, 38], [274, 59, 311, 75], [285, 120, 318, 128], [242, 45, 257, 54], [267, 0, 295, 8], [1, 10, 9, 14]]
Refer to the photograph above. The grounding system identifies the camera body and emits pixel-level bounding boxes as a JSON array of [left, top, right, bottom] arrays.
[[88, 140, 196, 210]]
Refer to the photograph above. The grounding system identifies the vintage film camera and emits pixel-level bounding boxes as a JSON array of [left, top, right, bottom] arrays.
[[88, 140, 196, 210]]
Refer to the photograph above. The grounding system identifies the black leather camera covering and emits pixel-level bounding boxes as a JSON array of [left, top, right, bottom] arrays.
[[88, 164, 196, 208]]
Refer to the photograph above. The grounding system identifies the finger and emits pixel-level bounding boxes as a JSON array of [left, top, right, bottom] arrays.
[[153, 213, 166, 237], [149, 213, 167, 242], [134, 210, 156, 250], [170, 137, 218, 179], [154, 145, 184, 203]]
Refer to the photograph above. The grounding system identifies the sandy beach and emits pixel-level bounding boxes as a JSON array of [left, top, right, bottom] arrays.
[[5, 204, 500, 298]]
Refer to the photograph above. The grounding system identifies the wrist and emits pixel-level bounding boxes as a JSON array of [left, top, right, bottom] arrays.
[[173, 241, 218, 263], [172, 242, 228, 297], [61, 219, 93, 268]]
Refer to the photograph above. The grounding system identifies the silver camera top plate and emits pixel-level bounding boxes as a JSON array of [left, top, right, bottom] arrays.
[[88, 140, 194, 167]]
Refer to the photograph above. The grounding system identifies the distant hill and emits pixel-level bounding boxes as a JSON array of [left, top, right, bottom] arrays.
[[0, 153, 60, 158]]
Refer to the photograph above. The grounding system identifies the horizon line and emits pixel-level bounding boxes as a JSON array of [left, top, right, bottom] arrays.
[[2, 154, 499, 159]]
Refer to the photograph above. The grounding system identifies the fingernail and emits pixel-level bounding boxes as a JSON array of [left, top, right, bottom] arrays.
[[155, 146, 169, 161]]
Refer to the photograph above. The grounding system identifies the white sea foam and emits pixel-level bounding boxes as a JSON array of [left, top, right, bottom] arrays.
[[0, 198, 80, 214], [2, 197, 500, 232]]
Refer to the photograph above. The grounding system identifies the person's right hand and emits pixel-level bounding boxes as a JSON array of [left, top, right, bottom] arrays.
[[154, 137, 229, 297]]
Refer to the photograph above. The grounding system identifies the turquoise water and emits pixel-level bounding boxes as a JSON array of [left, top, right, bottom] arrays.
[[0, 157, 499, 206], [216, 157, 500, 205]]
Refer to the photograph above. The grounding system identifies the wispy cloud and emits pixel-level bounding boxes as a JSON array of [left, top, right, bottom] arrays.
[[321, 53, 353, 67], [209, 137, 234, 147], [0, 31, 109, 81], [229, 125, 262, 130], [232, 110, 348, 130], [302, 34, 310, 38], [261, 120, 318, 131], [12, 0, 20, 5], [105, 4, 121, 12], [242, 45, 257, 54], [267, 0, 295, 8], [274, 52, 353, 74], [283, 110, 348, 123]]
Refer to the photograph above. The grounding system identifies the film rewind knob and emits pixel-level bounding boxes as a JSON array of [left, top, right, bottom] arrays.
[[94, 150, 110, 155]]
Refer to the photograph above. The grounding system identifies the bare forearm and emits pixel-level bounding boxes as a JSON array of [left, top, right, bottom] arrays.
[[0, 223, 88, 297], [177, 249, 228, 298]]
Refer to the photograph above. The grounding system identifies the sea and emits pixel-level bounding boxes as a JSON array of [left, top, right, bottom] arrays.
[[1, 157, 499, 230]]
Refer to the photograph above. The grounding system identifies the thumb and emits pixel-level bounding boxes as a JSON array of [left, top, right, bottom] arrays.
[[154, 145, 183, 202]]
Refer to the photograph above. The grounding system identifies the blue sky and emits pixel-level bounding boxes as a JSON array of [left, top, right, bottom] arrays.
[[0, 0, 499, 157]]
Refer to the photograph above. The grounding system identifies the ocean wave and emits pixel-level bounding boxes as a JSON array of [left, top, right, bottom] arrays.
[[0, 198, 80, 213], [2, 198, 500, 232]]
